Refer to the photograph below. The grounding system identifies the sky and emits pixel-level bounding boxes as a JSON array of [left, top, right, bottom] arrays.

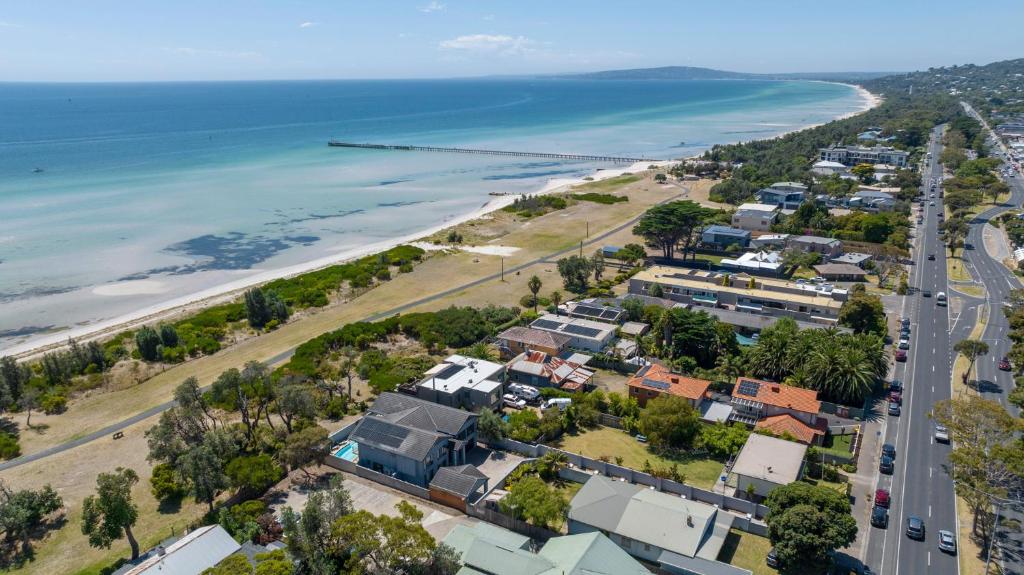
[[1, 0, 1023, 82]]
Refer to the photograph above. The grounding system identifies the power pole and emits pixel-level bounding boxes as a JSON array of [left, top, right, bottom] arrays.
[[500, 258, 505, 282]]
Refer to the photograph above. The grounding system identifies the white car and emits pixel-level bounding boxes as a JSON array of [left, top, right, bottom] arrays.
[[935, 425, 950, 443], [938, 530, 957, 554], [502, 394, 526, 410]]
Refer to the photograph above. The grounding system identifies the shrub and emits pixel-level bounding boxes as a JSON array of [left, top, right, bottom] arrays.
[[572, 192, 629, 205], [150, 463, 185, 501], [323, 396, 349, 420], [40, 393, 67, 415], [0, 433, 21, 460], [375, 268, 391, 281]]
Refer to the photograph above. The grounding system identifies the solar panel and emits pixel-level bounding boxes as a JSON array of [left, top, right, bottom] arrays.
[[563, 324, 602, 338], [737, 379, 761, 397], [435, 364, 465, 380], [599, 308, 620, 319], [532, 319, 563, 331], [642, 378, 671, 390]]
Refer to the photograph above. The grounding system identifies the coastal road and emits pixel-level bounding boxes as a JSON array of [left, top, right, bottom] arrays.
[[0, 188, 691, 472], [866, 125, 960, 575]]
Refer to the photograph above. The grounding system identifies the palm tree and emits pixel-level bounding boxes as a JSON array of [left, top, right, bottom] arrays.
[[715, 353, 745, 382], [527, 275, 543, 312], [536, 450, 568, 480], [550, 291, 562, 316]]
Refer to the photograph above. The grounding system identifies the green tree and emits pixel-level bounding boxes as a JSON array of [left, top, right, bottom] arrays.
[[638, 395, 701, 450], [282, 426, 331, 480], [149, 463, 185, 501], [276, 382, 317, 433], [210, 362, 275, 445], [590, 250, 605, 282], [158, 324, 179, 348], [550, 291, 562, 316], [17, 387, 40, 428], [661, 307, 721, 367], [280, 475, 353, 575], [556, 255, 593, 293], [632, 200, 712, 261], [179, 428, 239, 512], [535, 450, 568, 481], [135, 326, 162, 362], [954, 339, 990, 388], [850, 163, 875, 183], [226, 454, 284, 497], [499, 476, 569, 529], [527, 275, 543, 313], [81, 468, 141, 560], [0, 356, 30, 403], [245, 288, 272, 329], [698, 422, 751, 457], [332, 501, 437, 573], [0, 481, 63, 557], [477, 408, 507, 444], [838, 291, 886, 335], [765, 482, 857, 574]]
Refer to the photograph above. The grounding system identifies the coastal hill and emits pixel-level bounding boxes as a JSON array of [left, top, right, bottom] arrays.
[[560, 65, 892, 82]]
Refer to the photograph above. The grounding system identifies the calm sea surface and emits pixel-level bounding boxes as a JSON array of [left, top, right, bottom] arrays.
[[0, 79, 863, 350]]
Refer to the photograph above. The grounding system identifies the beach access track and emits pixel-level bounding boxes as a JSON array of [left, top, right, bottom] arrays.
[[0, 188, 688, 472], [328, 141, 661, 164]]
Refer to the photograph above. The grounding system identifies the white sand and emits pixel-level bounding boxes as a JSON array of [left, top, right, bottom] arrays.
[[92, 280, 171, 296], [411, 242, 521, 257]]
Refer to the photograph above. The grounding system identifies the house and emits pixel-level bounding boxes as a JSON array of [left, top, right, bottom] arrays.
[[731, 204, 779, 232], [700, 225, 751, 249], [568, 475, 748, 575], [830, 252, 873, 268], [416, 355, 505, 411], [496, 326, 571, 359], [428, 464, 489, 507], [564, 300, 626, 324], [786, 235, 843, 258], [530, 314, 616, 352], [626, 363, 710, 407], [756, 182, 808, 210], [813, 263, 868, 282], [749, 233, 790, 250], [819, 144, 909, 167], [850, 189, 896, 211], [443, 522, 651, 575], [629, 266, 847, 325], [720, 250, 784, 276], [730, 434, 807, 499], [349, 393, 478, 486], [811, 160, 850, 176], [507, 351, 595, 391], [619, 321, 650, 339], [729, 377, 824, 444], [116, 525, 241, 575], [873, 163, 898, 179]]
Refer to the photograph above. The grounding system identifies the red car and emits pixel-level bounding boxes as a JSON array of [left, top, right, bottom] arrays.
[[999, 357, 1012, 371], [875, 488, 891, 508], [895, 350, 907, 362], [889, 390, 902, 405]]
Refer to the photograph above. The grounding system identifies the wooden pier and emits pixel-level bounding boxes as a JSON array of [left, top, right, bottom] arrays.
[[327, 141, 660, 164]]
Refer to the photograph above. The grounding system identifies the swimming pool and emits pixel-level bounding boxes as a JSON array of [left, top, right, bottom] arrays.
[[332, 441, 359, 462]]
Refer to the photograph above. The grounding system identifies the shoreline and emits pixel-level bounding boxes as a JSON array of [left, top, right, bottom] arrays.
[[3, 83, 879, 359]]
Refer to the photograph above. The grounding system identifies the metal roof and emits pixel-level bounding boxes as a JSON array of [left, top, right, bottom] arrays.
[[368, 392, 477, 436], [730, 433, 807, 485], [119, 525, 240, 575], [429, 464, 487, 498]]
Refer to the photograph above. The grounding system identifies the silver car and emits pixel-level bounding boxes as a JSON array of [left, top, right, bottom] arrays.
[[938, 530, 957, 554]]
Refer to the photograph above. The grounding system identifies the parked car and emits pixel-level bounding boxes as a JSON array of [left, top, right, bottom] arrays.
[[938, 530, 957, 554], [898, 338, 910, 350], [542, 397, 572, 411], [766, 547, 780, 568], [935, 425, 950, 444], [879, 456, 894, 474], [875, 488, 890, 508], [999, 357, 1012, 371], [889, 390, 902, 405], [871, 505, 889, 528], [882, 443, 896, 460], [634, 434, 648, 443], [502, 394, 526, 410], [895, 350, 907, 362], [888, 402, 901, 416], [906, 517, 926, 541], [890, 379, 904, 392]]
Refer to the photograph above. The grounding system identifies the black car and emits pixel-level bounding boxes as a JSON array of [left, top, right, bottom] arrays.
[[766, 547, 779, 568], [923, 290, 932, 297], [871, 505, 889, 528], [928, 254, 935, 260], [880, 455, 894, 474], [889, 379, 903, 392], [906, 516, 926, 540], [882, 443, 896, 460]]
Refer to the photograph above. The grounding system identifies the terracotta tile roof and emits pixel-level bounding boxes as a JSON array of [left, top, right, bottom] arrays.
[[733, 377, 821, 414], [497, 326, 571, 349], [755, 414, 825, 445], [627, 364, 711, 401]]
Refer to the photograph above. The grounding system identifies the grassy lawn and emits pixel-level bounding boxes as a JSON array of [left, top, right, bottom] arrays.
[[572, 174, 642, 192], [717, 529, 776, 575], [953, 284, 985, 297], [947, 252, 975, 283], [694, 253, 725, 266], [550, 426, 726, 490], [820, 432, 855, 459]]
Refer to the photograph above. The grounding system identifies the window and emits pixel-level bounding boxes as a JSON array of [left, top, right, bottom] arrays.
[[644, 543, 652, 551]]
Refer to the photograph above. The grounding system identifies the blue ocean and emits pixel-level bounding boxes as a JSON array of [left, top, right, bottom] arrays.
[[0, 79, 864, 350]]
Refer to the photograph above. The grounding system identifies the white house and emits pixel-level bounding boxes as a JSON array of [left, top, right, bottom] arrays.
[[731, 203, 780, 232], [730, 434, 807, 499]]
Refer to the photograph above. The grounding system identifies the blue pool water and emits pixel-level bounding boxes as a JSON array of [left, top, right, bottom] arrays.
[[332, 441, 359, 462]]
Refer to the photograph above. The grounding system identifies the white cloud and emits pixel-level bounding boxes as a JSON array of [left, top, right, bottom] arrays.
[[299, 21, 317, 28], [419, 1, 446, 13], [439, 34, 535, 56]]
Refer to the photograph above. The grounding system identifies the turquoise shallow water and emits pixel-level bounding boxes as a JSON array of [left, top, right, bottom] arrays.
[[0, 79, 864, 350]]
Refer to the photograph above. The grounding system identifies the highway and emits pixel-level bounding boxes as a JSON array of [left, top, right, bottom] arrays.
[[866, 125, 960, 575]]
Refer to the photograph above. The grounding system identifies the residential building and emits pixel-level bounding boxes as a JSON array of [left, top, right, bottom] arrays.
[[756, 182, 808, 210], [568, 475, 748, 575], [116, 525, 241, 575], [819, 144, 909, 167], [813, 263, 868, 282], [730, 434, 807, 499], [564, 300, 626, 324], [629, 266, 847, 325], [496, 326, 571, 359], [749, 233, 790, 250], [729, 377, 825, 445], [830, 252, 872, 268], [626, 363, 710, 407], [530, 314, 616, 352], [619, 321, 649, 338], [720, 250, 784, 276], [443, 522, 651, 575], [416, 355, 505, 411], [700, 225, 751, 249], [507, 351, 594, 391], [428, 464, 489, 507], [850, 189, 896, 211], [786, 235, 843, 258], [873, 163, 898, 179], [731, 204, 779, 232], [349, 393, 478, 486], [811, 160, 851, 177]]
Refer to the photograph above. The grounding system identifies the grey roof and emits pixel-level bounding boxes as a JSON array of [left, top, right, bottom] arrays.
[[118, 525, 240, 575], [369, 392, 477, 436], [498, 326, 572, 349], [830, 252, 872, 265], [704, 225, 751, 237], [429, 464, 488, 498], [350, 415, 448, 461], [791, 235, 841, 246], [813, 263, 868, 277], [658, 550, 752, 575], [731, 433, 807, 485], [733, 208, 778, 220]]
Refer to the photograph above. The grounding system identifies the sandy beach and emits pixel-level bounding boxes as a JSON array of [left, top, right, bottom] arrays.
[[5, 85, 879, 360]]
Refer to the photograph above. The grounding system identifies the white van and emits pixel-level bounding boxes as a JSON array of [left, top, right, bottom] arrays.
[[936, 291, 947, 306], [542, 397, 572, 411], [507, 383, 540, 402]]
